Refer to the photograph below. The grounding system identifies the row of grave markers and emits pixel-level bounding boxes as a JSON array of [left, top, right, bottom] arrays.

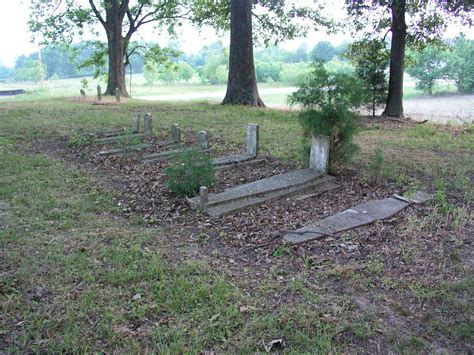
[[96, 113, 260, 166], [94, 112, 334, 219], [90, 112, 431, 245]]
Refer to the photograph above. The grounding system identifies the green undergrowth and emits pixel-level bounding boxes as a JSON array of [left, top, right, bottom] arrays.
[[0, 144, 339, 352], [1, 98, 473, 352]]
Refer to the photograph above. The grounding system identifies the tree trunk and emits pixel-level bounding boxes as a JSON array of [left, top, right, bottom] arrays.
[[383, 0, 406, 117], [104, 0, 129, 97], [222, 0, 264, 107]]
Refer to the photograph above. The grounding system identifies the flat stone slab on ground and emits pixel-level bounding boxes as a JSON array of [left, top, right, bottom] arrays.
[[99, 143, 151, 156], [188, 169, 339, 216], [94, 132, 151, 145], [206, 169, 324, 207], [212, 153, 255, 167], [142, 147, 210, 163], [284, 192, 433, 244], [215, 158, 267, 171]]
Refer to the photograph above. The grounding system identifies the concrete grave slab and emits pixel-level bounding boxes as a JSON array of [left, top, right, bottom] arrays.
[[188, 174, 337, 217], [99, 143, 151, 156], [188, 133, 334, 216], [283, 192, 433, 244], [141, 128, 207, 163], [211, 124, 259, 168]]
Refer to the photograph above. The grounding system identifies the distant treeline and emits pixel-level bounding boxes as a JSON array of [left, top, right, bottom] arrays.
[[1, 37, 472, 96], [0, 40, 347, 85]]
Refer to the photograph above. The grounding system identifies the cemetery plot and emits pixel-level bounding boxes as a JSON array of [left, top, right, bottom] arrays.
[[212, 124, 261, 168], [283, 191, 433, 244], [94, 113, 153, 145], [141, 128, 209, 163], [188, 135, 338, 216]]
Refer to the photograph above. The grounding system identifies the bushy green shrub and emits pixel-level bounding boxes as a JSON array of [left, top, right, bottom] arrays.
[[164, 148, 216, 197], [289, 63, 364, 167], [367, 148, 386, 184]]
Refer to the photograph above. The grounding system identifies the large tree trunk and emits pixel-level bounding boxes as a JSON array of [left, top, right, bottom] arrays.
[[383, 0, 406, 117], [106, 30, 129, 97], [104, 0, 129, 97], [222, 0, 264, 107]]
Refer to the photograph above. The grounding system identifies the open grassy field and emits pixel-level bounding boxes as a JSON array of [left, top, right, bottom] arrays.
[[1, 96, 472, 352]]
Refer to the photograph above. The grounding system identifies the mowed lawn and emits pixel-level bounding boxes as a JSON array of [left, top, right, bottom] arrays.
[[1, 97, 473, 352]]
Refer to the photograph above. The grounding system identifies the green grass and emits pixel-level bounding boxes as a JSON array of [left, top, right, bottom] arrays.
[[1, 97, 473, 352]]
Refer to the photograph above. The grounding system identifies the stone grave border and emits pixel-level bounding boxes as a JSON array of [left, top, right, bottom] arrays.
[[188, 134, 339, 216]]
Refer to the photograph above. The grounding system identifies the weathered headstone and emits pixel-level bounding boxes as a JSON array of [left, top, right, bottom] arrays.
[[246, 123, 259, 157], [97, 85, 102, 101], [80, 89, 86, 97], [199, 186, 208, 210], [144, 113, 153, 135], [309, 135, 330, 174], [115, 87, 120, 102], [197, 131, 208, 149], [131, 113, 140, 134], [171, 124, 181, 143]]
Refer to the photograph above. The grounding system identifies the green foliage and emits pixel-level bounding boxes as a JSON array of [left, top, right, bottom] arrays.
[[311, 41, 337, 62], [434, 181, 454, 215], [280, 62, 311, 84], [68, 131, 93, 148], [406, 45, 448, 94], [13, 59, 46, 82], [446, 34, 474, 94], [201, 48, 228, 84], [164, 148, 216, 197], [367, 148, 386, 184], [76, 41, 108, 81], [289, 64, 364, 166], [255, 61, 282, 82], [346, 39, 389, 116]]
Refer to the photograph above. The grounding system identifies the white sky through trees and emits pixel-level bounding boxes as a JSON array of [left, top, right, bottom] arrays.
[[0, 0, 471, 68]]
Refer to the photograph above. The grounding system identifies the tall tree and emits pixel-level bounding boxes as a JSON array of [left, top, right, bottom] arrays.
[[192, 0, 330, 107], [345, 0, 473, 117], [223, 0, 263, 106], [29, 0, 186, 97], [384, 0, 406, 117]]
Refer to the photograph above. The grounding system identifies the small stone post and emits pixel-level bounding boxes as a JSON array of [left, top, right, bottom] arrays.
[[97, 84, 102, 101], [131, 113, 140, 133], [246, 123, 259, 157], [115, 87, 120, 102], [171, 124, 181, 143], [80, 89, 86, 97], [309, 135, 330, 174], [199, 186, 208, 210], [144, 113, 153, 135], [197, 131, 208, 149]]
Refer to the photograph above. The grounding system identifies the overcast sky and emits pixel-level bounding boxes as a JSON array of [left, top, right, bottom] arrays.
[[0, 1, 471, 68]]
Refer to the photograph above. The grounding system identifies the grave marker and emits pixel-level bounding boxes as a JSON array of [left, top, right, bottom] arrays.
[[246, 123, 259, 157], [199, 186, 208, 210], [309, 135, 330, 174], [97, 84, 102, 101], [171, 124, 181, 143], [115, 87, 120, 102], [131, 113, 140, 134], [189, 134, 337, 216], [197, 131, 208, 149], [144, 113, 153, 135]]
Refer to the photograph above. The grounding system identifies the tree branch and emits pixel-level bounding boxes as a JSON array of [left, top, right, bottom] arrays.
[[89, 0, 106, 27]]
